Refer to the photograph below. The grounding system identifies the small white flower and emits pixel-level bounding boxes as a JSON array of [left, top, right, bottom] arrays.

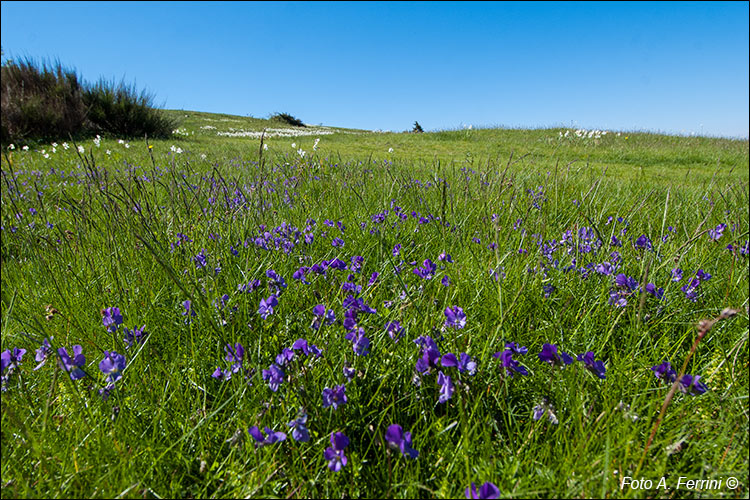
[[8, 144, 15, 150], [62, 142, 69, 150], [117, 139, 125, 144], [106, 150, 112, 155], [170, 145, 176, 152], [51, 147, 57, 153], [263, 144, 268, 150], [78, 145, 85, 153], [313, 138, 320, 151], [51, 142, 58, 147], [291, 142, 296, 149], [297, 148, 306, 158], [200, 153, 207, 160], [22, 145, 29, 151], [43, 153, 50, 159], [388, 147, 394, 153], [93, 135, 101, 147], [124, 143, 130, 149]]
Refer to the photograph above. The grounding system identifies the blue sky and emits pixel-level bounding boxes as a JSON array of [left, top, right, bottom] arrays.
[[2, 1, 748, 138]]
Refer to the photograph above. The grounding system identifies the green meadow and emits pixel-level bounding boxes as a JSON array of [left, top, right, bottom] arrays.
[[1, 110, 748, 498]]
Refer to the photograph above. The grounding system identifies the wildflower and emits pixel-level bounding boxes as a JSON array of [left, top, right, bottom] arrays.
[[651, 361, 677, 383], [388, 147, 394, 153], [634, 235, 653, 250], [77, 145, 85, 154], [441, 275, 451, 286], [288, 412, 310, 442], [444, 305, 467, 329], [275, 348, 295, 366], [332, 237, 344, 247], [679, 374, 708, 395], [258, 295, 279, 319], [224, 343, 245, 372], [437, 371, 454, 403], [495, 349, 529, 377], [414, 336, 441, 374], [262, 363, 285, 392], [413, 259, 437, 279], [1, 348, 26, 387], [505, 342, 528, 355], [182, 300, 197, 319], [99, 351, 126, 384], [344, 328, 370, 356], [442, 352, 477, 375], [101, 307, 124, 333], [58, 345, 87, 380], [322, 384, 347, 409], [248, 426, 287, 447], [193, 250, 208, 269], [291, 338, 322, 357], [34, 338, 53, 370], [707, 223, 726, 241], [465, 482, 501, 499], [577, 351, 606, 379], [385, 321, 404, 342], [324, 432, 349, 471], [385, 424, 419, 458], [537, 343, 574, 367]]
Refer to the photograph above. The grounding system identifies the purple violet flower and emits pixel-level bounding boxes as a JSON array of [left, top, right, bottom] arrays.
[[101, 307, 123, 333], [288, 412, 310, 442], [465, 482, 501, 499], [538, 343, 574, 367], [58, 345, 87, 380], [34, 338, 52, 370], [99, 351, 126, 384], [651, 361, 677, 383], [679, 374, 708, 395], [444, 305, 467, 329], [258, 294, 279, 319], [494, 349, 529, 377], [324, 432, 349, 471], [322, 384, 347, 410], [577, 351, 606, 379], [385, 424, 419, 459], [262, 363, 285, 392], [248, 426, 287, 447], [437, 371, 454, 403]]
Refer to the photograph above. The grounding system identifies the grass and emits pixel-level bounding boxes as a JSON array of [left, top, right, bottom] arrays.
[[1, 110, 748, 498]]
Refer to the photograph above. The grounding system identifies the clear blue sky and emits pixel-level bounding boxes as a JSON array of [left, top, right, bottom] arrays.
[[2, 1, 748, 138]]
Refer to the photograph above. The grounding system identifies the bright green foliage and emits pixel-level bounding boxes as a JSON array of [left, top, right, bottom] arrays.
[[1, 111, 748, 498]]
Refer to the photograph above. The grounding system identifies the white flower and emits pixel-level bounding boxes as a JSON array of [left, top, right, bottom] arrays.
[[93, 135, 101, 147], [106, 150, 112, 155], [388, 147, 394, 153], [62, 142, 69, 150], [263, 144, 268, 150], [51, 142, 58, 147], [51, 147, 57, 153], [7, 144, 14, 150], [124, 143, 130, 149], [117, 139, 125, 144], [77, 145, 85, 153], [297, 148, 306, 158], [22, 145, 29, 151], [291, 142, 296, 149], [43, 153, 50, 159], [200, 153, 207, 160]]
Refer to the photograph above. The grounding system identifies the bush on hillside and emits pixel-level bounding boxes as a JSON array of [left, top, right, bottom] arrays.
[[270, 112, 306, 128], [1, 59, 88, 143], [83, 79, 175, 139], [1, 58, 175, 143]]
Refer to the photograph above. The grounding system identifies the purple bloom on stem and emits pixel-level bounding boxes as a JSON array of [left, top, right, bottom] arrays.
[[258, 294, 279, 319], [614, 274, 639, 292], [651, 361, 677, 383], [193, 249, 208, 269], [288, 412, 310, 442], [413, 259, 437, 279], [444, 305, 467, 329], [385, 321, 404, 342], [248, 426, 287, 447], [441, 275, 451, 287], [393, 244, 401, 256], [344, 328, 370, 356], [182, 300, 196, 318], [262, 363, 285, 392], [34, 338, 52, 370], [324, 432, 349, 471], [58, 345, 86, 380], [102, 307, 123, 333], [595, 262, 615, 276], [494, 350, 529, 377], [1, 348, 26, 381], [99, 351, 126, 384], [538, 343, 574, 367], [707, 223, 726, 241], [465, 482, 501, 499], [577, 351, 606, 379], [368, 272, 379, 286], [437, 371, 454, 403], [123, 325, 147, 349], [634, 235, 653, 251], [275, 348, 295, 366], [385, 424, 419, 459], [292, 338, 322, 357], [644, 283, 664, 300], [505, 342, 528, 355], [679, 374, 708, 395], [671, 268, 683, 282], [322, 384, 347, 410]]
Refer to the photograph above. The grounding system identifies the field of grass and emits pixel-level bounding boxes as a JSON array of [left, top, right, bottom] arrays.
[[1, 111, 748, 498]]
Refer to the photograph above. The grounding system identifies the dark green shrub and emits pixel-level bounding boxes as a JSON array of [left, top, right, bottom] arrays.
[[83, 79, 175, 139], [1, 58, 88, 143], [1, 57, 175, 143], [270, 112, 306, 128]]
